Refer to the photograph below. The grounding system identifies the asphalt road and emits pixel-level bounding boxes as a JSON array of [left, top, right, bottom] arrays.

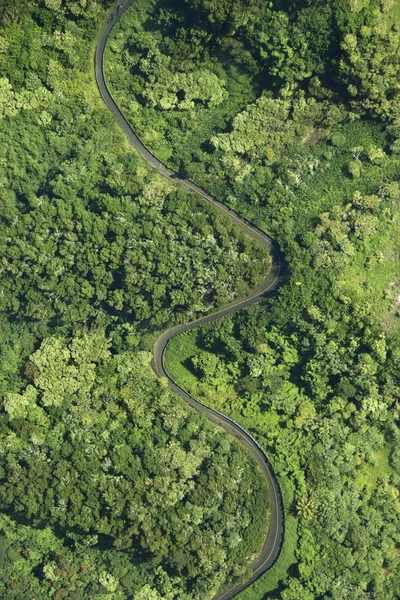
[[95, 2, 286, 598]]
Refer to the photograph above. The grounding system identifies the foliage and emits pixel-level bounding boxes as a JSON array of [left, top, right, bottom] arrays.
[[0, 335, 270, 598], [105, 0, 400, 210], [2, 0, 400, 597], [127, 1, 400, 596], [0, 0, 272, 597], [167, 289, 400, 598]]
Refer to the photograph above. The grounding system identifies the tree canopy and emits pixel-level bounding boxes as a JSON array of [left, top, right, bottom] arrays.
[[1, 0, 400, 597]]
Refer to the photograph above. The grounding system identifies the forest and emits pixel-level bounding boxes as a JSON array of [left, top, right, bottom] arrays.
[[0, 0, 272, 598], [107, 0, 400, 598], [1, 0, 400, 598]]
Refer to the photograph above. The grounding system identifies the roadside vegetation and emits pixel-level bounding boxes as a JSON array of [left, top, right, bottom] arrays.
[[106, 0, 400, 597], [1, 0, 400, 597], [0, 1, 272, 598]]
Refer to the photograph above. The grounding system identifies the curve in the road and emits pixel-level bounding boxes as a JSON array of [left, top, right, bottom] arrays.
[[95, 2, 286, 598]]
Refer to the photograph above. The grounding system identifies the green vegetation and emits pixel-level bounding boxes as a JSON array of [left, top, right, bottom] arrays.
[[105, 0, 400, 218], [0, 0, 272, 598], [1, 0, 400, 597], [104, 0, 260, 176], [167, 284, 400, 598], [105, 0, 400, 597], [1, 334, 270, 598]]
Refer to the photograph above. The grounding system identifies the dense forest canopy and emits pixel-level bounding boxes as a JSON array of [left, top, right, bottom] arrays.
[[0, 0, 400, 598], [0, 0, 273, 598], [107, 0, 400, 598]]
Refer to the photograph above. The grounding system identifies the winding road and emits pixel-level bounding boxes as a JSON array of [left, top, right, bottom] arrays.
[[95, 2, 286, 598]]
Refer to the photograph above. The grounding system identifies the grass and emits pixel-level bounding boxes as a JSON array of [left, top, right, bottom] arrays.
[[236, 478, 298, 600], [381, 0, 400, 33], [158, 114, 400, 598], [236, 518, 298, 599], [164, 330, 235, 408], [289, 119, 400, 334]]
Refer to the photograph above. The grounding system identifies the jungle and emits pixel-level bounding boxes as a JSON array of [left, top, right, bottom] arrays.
[[0, 0, 400, 599]]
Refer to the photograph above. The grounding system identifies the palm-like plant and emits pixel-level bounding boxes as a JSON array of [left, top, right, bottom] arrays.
[[296, 496, 315, 520]]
